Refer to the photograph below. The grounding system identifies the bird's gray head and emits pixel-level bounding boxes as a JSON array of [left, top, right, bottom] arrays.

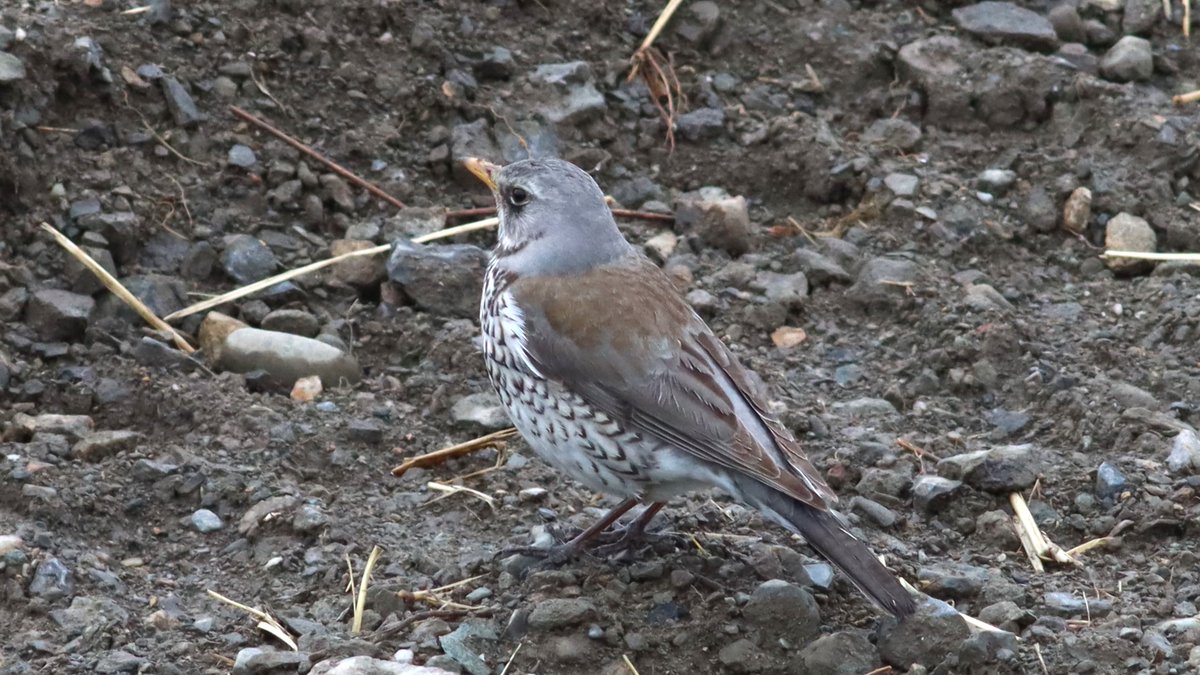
[[465, 158, 633, 276]]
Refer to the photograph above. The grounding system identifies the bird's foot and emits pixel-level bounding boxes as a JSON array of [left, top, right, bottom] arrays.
[[591, 524, 676, 558]]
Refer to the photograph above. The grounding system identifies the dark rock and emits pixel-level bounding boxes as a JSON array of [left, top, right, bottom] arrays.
[[1048, 5, 1086, 43], [386, 240, 487, 319], [77, 211, 140, 263], [139, 231, 190, 272], [937, 444, 1038, 493], [718, 639, 769, 674], [742, 579, 820, 644], [65, 246, 116, 295], [530, 62, 606, 125], [1043, 591, 1112, 618], [474, 47, 514, 81], [1095, 461, 1127, 500], [911, 475, 964, 513], [793, 248, 851, 285], [343, 419, 385, 445], [1123, 0, 1162, 35], [93, 275, 186, 324], [878, 598, 970, 668], [861, 118, 922, 151], [134, 337, 189, 368], [675, 0, 722, 46], [528, 598, 596, 630], [181, 242, 217, 279], [952, 2, 1058, 52], [221, 234, 279, 284], [25, 289, 95, 341], [793, 630, 880, 675], [918, 562, 990, 600], [51, 596, 129, 635], [161, 76, 204, 127], [261, 309, 320, 338], [846, 257, 918, 308], [1023, 186, 1058, 232], [29, 558, 74, 600], [676, 107, 726, 141], [95, 650, 146, 674]]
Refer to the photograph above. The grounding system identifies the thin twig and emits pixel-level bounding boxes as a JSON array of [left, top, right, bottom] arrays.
[[351, 546, 383, 634], [162, 217, 499, 321], [393, 429, 519, 477], [230, 105, 405, 209], [622, 654, 641, 675], [40, 224, 196, 352]]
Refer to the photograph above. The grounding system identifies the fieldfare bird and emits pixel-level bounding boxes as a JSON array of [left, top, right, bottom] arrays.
[[465, 157, 915, 618]]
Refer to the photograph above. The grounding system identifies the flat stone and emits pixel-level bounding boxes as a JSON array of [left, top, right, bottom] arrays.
[[952, 2, 1059, 52], [25, 289, 95, 341], [937, 443, 1038, 493], [528, 598, 597, 630], [72, 430, 142, 461]]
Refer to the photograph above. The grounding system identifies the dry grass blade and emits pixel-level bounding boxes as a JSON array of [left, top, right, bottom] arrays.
[[1010, 492, 1080, 568], [498, 642, 523, 675], [1103, 250, 1200, 262], [622, 654, 641, 675], [392, 428, 517, 477], [1067, 536, 1114, 557], [1035, 643, 1049, 675], [41, 223, 196, 353], [631, 0, 686, 66], [163, 217, 499, 322], [206, 589, 298, 650], [426, 481, 496, 510], [351, 546, 383, 634]]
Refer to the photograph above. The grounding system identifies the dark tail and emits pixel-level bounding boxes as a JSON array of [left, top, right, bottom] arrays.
[[743, 483, 916, 618]]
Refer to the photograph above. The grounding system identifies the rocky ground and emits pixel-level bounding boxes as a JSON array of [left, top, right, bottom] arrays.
[[3, 0, 1200, 673]]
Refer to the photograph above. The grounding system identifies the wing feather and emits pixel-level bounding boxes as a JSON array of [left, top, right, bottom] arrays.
[[511, 256, 836, 509]]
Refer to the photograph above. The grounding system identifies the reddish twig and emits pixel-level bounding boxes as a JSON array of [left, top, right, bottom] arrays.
[[229, 105, 406, 210], [445, 205, 674, 225]]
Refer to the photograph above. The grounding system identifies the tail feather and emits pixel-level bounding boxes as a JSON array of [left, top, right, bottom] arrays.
[[746, 485, 916, 618]]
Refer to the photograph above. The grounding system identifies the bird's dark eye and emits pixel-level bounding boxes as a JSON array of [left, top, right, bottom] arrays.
[[508, 187, 530, 207]]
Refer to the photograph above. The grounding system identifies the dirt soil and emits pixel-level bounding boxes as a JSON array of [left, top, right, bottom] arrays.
[[3, 1, 1200, 674]]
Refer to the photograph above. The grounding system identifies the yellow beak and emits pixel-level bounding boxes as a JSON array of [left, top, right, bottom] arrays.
[[464, 157, 501, 192]]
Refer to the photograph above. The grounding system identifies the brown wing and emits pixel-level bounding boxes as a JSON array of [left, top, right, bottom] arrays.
[[510, 255, 837, 509]]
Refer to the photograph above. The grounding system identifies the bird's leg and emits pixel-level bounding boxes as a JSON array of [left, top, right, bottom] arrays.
[[593, 501, 671, 556], [499, 498, 640, 565]]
